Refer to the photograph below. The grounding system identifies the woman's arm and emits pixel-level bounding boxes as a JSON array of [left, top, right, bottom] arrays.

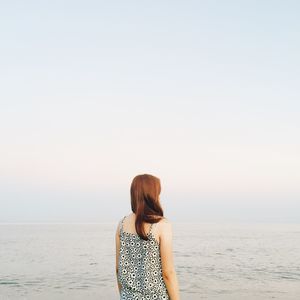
[[160, 219, 180, 300], [115, 222, 121, 294]]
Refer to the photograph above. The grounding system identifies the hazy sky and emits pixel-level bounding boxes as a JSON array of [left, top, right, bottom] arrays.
[[1, 1, 299, 223]]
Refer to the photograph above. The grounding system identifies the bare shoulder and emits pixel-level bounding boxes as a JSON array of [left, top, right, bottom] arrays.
[[157, 217, 172, 235], [159, 217, 171, 224]]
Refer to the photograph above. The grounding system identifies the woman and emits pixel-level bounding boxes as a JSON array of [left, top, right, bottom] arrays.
[[115, 174, 180, 300]]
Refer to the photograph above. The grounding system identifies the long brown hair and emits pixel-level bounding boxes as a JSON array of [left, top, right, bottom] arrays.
[[130, 174, 164, 240]]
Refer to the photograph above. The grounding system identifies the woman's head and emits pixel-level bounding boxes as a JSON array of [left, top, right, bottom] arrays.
[[130, 174, 164, 240]]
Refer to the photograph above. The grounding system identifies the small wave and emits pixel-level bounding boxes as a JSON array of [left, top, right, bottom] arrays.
[[273, 271, 300, 280], [0, 280, 20, 286]]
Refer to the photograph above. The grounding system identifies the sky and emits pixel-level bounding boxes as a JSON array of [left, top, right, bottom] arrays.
[[0, 1, 299, 223]]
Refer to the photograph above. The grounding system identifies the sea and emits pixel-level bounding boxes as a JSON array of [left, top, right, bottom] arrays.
[[0, 222, 300, 300]]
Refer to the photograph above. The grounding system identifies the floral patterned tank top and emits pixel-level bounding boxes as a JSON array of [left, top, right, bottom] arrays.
[[118, 215, 170, 300]]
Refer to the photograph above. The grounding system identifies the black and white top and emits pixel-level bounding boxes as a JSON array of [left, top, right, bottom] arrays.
[[117, 215, 170, 300]]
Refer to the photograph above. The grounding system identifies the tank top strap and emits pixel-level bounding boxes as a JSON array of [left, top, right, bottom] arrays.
[[120, 215, 126, 234], [148, 222, 155, 235]]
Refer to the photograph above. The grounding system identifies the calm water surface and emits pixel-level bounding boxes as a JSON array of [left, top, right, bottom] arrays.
[[0, 223, 300, 300]]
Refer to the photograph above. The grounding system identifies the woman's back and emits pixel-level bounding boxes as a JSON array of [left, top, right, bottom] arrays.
[[117, 213, 170, 300], [115, 174, 180, 300]]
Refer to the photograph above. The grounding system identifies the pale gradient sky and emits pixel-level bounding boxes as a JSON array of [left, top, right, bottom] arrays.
[[0, 1, 299, 223]]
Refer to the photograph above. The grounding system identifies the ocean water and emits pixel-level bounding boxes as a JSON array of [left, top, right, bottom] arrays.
[[0, 222, 300, 300]]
